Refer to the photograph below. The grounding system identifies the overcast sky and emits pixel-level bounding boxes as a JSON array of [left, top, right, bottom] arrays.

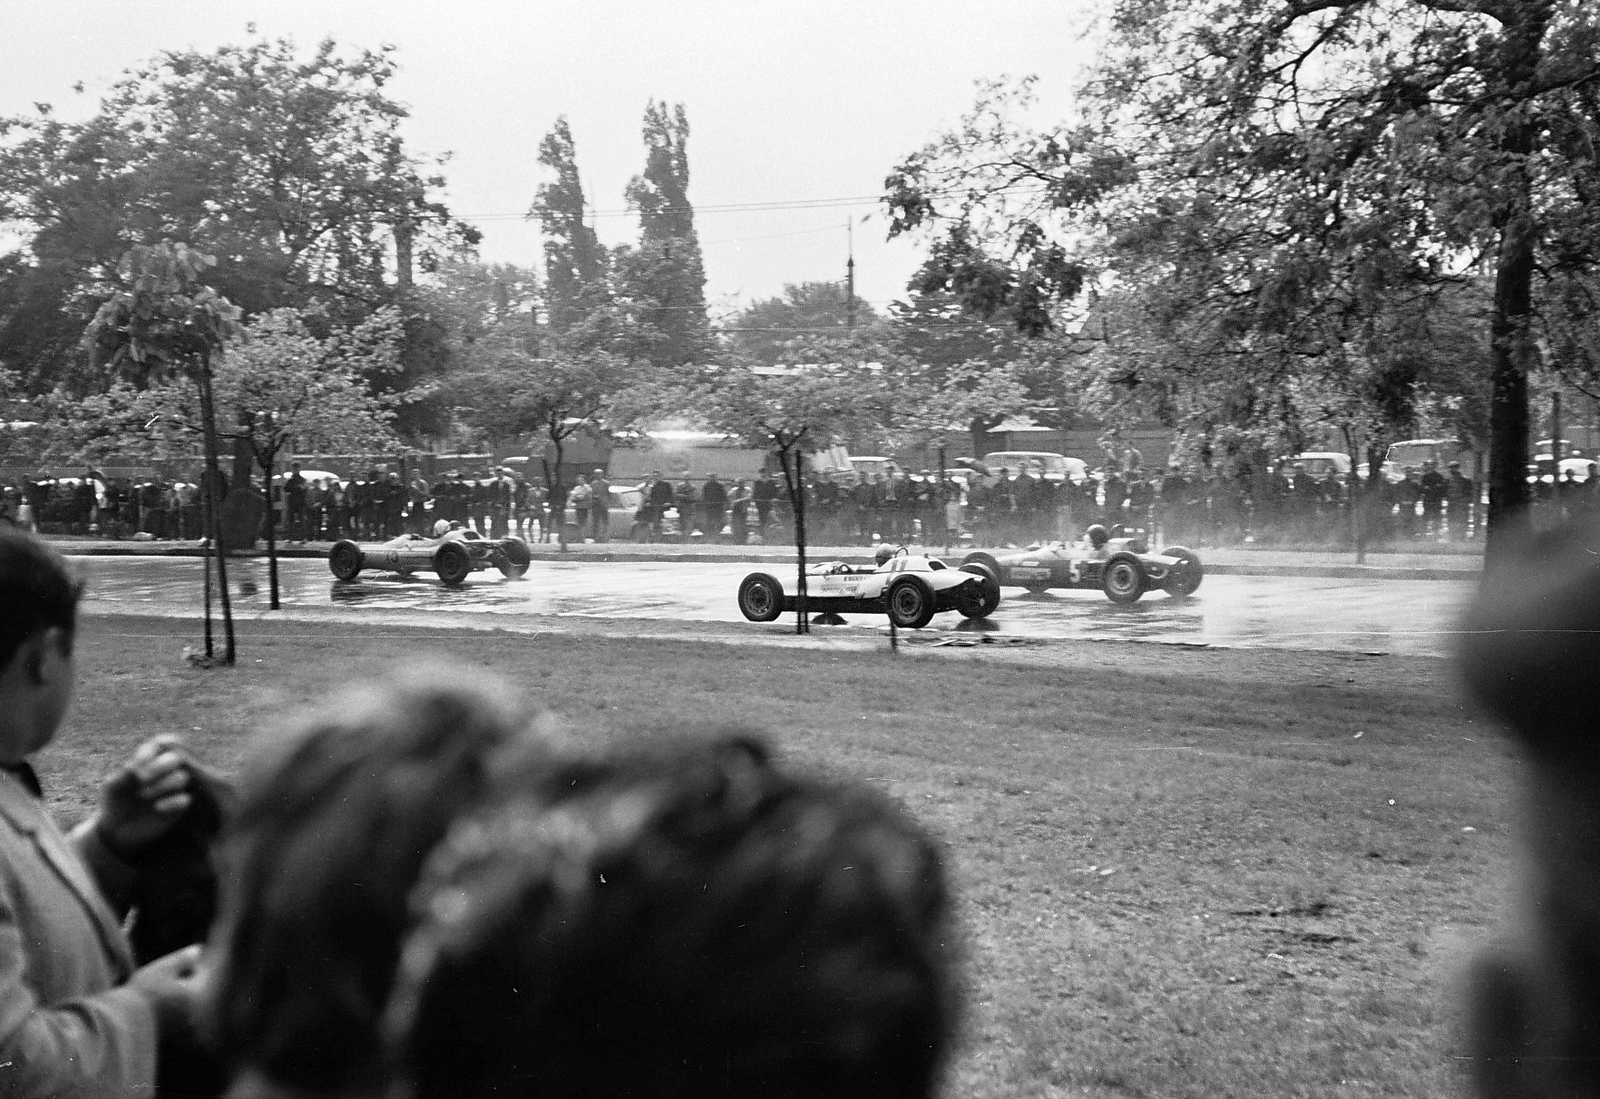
[[2, 1, 1098, 315]]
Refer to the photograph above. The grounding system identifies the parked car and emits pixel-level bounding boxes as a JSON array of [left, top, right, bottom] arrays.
[[962, 525, 1202, 604], [737, 548, 1001, 628], [958, 451, 1091, 484], [328, 527, 531, 586], [1279, 452, 1352, 479]]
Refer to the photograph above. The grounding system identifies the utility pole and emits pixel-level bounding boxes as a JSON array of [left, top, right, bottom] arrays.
[[845, 220, 857, 330]]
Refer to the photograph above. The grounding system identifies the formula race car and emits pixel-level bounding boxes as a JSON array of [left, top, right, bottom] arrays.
[[328, 528, 532, 586], [737, 547, 1001, 629], [962, 525, 1202, 604]]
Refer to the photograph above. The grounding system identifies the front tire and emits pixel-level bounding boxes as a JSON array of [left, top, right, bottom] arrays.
[[435, 541, 473, 587], [329, 540, 363, 582], [957, 563, 1002, 618], [886, 576, 936, 629], [498, 536, 531, 579], [738, 573, 784, 622], [1161, 545, 1203, 597], [1101, 552, 1146, 604]]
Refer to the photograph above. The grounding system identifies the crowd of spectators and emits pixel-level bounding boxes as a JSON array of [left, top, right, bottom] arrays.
[[13, 453, 1600, 550]]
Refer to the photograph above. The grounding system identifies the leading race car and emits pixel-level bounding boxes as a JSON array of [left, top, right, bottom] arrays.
[[328, 526, 532, 586], [737, 546, 1001, 628], [962, 525, 1202, 604]]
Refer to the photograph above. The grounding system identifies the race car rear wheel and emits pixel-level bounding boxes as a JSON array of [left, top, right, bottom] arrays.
[[738, 573, 784, 622], [498, 536, 532, 579], [1161, 545, 1204, 597], [957, 563, 1002, 618], [1101, 552, 1146, 604], [435, 541, 473, 587], [329, 540, 363, 582], [886, 576, 936, 629], [961, 551, 1003, 583]]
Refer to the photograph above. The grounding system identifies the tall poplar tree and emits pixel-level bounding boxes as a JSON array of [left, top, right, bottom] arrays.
[[530, 117, 607, 334], [617, 101, 710, 372]]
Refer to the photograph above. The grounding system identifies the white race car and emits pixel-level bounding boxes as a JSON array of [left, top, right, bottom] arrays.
[[329, 529, 531, 586], [737, 548, 1001, 628]]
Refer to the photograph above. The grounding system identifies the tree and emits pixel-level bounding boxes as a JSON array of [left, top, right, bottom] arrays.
[[615, 101, 711, 372], [886, 9, 1600, 558], [707, 341, 889, 633], [85, 242, 243, 664], [722, 281, 881, 367], [449, 323, 635, 546], [0, 35, 477, 414], [530, 117, 608, 334]]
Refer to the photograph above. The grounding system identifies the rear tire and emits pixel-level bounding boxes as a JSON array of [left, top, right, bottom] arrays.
[[1161, 545, 1204, 597], [886, 576, 936, 629], [435, 541, 473, 587], [957, 563, 1002, 618], [738, 572, 784, 622], [1101, 552, 1146, 603], [329, 540, 363, 582], [498, 536, 531, 579]]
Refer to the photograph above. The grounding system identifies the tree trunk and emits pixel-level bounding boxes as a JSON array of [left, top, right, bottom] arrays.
[[197, 354, 236, 663], [779, 446, 809, 635], [550, 427, 567, 552], [1483, 5, 1550, 565]]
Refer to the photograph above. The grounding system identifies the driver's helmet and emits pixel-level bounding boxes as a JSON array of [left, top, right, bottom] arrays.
[[432, 519, 451, 537], [874, 544, 896, 566], [1085, 524, 1110, 549]]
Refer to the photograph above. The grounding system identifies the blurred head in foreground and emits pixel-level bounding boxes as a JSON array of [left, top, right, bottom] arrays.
[[386, 734, 958, 1099], [1458, 518, 1600, 1097], [206, 674, 546, 1098]]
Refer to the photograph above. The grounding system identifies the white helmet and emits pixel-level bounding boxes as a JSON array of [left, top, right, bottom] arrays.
[[433, 519, 451, 537]]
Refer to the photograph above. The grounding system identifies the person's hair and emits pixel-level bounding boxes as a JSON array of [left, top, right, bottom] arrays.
[[387, 734, 958, 1099], [0, 527, 81, 670], [206, 674, 546, 1095]]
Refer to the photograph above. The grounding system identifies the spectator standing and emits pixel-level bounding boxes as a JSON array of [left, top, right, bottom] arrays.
[[1419, 459, 1448, 539], [675, 479, 698, 539], [699, 473, 727, 540], [643, 471, 674, 538], [587, 469, 611, 542], [409, 473, 432, 536], [284, 466, 307, 541], [728, 479, 752, 545], [568, 475, 592, 542], [752, 471, 778, 534], [1446, 461, 1476, 539]]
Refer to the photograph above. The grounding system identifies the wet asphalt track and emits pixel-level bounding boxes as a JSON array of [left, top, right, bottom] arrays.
[[71, 554, 1476, 657]]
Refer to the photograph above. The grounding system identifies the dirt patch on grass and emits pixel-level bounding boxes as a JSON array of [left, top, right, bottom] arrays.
[[49, 611, 1518, 1099]]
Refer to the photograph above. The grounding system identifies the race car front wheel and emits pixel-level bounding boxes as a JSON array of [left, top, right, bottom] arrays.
[[957, 563, 1002, 618], [329, 540, 363, 582], [498, 536, 532, 579], [886, 576, 936, 629], [738, 573, 784, 622], [1161, 545, 1204, 597], [1101, 552, 1146, 604], [435, 541, 473, 587]]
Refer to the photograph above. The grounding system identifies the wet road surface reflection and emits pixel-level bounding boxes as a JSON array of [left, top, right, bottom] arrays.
[[73, 555, 1476, 656]]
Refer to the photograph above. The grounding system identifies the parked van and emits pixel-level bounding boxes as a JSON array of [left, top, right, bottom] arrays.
[[1382, 439, 1470, 482]]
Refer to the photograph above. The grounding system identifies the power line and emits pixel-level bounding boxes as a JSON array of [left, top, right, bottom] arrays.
[[464, 194, 887, 223], [464, 181, 1056, 224]]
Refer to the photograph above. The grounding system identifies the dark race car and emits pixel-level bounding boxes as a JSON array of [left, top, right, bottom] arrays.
[[963, 525, 1202, 604], [328, 528, 532, 587], [737, 548, 1001, 629]]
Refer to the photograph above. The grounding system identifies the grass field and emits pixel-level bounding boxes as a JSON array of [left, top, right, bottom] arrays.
[[47, 613, 1519, 1098]]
